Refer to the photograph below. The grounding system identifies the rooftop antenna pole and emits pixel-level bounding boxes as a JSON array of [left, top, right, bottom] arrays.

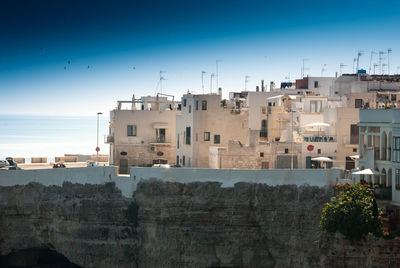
[[388, 48, 392, 75], [201, 71, 206, 94], [321, 64, 327, 77], [369, 51, 376, 74], [245, 75, 250, 91], [352, 58, 357, 73], [373, 63, 379, 75], [379, 51, 385, 75], [339, 63, 347, 75], [159, 70, 166, 94], [301, 58, 308, 78], [216, 60, 222, 89], [356, 50, 364, 71], [210, 73, 215, 93]]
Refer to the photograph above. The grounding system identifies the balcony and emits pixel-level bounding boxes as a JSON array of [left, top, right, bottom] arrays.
[[303, 135, 336, 142], [104, 135, 114, 143]]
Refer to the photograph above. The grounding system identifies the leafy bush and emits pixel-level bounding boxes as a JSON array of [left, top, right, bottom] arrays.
[[320, 184, 383, 241]]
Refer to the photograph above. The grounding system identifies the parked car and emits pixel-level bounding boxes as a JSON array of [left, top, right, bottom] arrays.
[[53, 162, 66, 168], [0, 160, 8, 168], [87, 161, 99, 167]]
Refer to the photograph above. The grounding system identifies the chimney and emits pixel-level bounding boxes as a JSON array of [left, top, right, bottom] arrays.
[[218, 87, 222, 96], [270, 81, 275, 92], [256, 86, 259, 92], [261, 80, 265, 92]]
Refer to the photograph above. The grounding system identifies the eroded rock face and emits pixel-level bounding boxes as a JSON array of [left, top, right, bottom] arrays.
[[0, 182, 138, 268], [1, 180, 400, 267]]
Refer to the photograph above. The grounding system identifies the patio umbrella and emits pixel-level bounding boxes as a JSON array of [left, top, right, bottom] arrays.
[[303, 122, 330, 136], [352, 168, 382, 175]]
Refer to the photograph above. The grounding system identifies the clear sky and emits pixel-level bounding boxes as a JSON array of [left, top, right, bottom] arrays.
[[1, 0, 400, 115]]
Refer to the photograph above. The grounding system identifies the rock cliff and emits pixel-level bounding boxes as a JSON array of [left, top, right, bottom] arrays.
[[1, 180, 400, 267]]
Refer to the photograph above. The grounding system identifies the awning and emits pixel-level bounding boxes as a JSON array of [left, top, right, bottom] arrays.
[[152, 123, 169, 129], [303, 122, 330, 127], [311, 157, 333, 162]]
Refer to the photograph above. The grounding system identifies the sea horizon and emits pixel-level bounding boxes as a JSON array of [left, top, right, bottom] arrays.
[[0, 114, 110, 161]]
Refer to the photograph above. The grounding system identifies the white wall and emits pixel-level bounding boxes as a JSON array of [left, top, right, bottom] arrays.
[[0, 166, 342, 199]]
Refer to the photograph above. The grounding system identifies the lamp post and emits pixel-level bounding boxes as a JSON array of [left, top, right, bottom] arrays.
[[96, 112, 102, 157]]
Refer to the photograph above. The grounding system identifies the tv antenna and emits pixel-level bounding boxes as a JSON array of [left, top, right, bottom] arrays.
[[301, 58, 309, 77], [210, 73, 215, 93], [155, 70, 167, 95], [339, 63, 347, 75], [379, 51, 386, 75], [216, 60, 222, 89], [356, 50, 364, 71], [369, 51, 376, 74], [321, 64, 327, 77], [373, 63, 379, 75], [352, 58, 357, 73], [245, 75, 250, 91], [387, 48, 392, 75], [201, 71, 206, 94]]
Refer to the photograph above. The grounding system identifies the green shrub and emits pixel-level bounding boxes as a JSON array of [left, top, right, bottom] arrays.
[[320, 184, 383, 241]]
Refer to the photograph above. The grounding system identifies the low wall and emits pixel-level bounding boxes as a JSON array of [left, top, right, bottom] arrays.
[[130, 167, 341, 192], [0, 166, 341, 198]]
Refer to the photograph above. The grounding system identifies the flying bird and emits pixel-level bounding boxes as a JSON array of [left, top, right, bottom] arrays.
[[87, 65, 90, 69], [67, 60, 70, 65]]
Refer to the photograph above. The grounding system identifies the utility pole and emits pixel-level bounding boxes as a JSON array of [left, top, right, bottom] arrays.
[[159, 70, 166, 94]]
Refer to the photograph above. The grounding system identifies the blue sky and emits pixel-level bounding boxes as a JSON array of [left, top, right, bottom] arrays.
[[1, 0, 400, 115]]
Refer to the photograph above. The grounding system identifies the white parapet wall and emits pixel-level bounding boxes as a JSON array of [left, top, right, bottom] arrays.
[[130, 167, 342, 192], [0, 166, 342, 198]]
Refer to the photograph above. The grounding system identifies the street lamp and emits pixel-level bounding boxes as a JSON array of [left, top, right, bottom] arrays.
[[96, 112, 102, 157]]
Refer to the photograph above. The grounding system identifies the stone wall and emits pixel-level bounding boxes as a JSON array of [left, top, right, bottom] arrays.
[[1, 173, 400, 267]]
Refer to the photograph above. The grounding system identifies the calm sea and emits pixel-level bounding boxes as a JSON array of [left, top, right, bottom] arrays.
[[0, 115, 109, 162]]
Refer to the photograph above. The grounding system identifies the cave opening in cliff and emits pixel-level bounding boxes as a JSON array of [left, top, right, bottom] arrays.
[[0, 247, 82, 268]]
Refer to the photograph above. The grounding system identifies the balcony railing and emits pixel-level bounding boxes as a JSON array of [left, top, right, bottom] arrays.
[[303, 135, 336, 142], [104, 135, 114, 143]]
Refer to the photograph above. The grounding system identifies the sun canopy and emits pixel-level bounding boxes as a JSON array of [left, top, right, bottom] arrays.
[[311, 157, 333, 162], [349, 155, 359, 159], [303, 122, 330, 127], [352, 168, 382, 175]]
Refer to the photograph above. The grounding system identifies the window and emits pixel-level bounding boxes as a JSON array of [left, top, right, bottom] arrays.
[[396, 169, 400, 190], [353, 148, 357, 152], [177, 134, 179, 149], [176, 155, 179, 165], [196, 133, 198, 142], [261, 107, 266, 114], [284, 148, 289, 154], [394, 136, 400, 162], [260, 152, 264, 157], [182, 155, 185, 166], [310, 100, 322, 113], [196, 100, 199, 110], [355, 99, 363, 108], [214, 134, 220, 144], [314, 81, 319, 88], [127, 125, 137, 136], [156, 128, 166, 142], [204, 132, 210, 141], [189, 105, 191, 113], [202, 100, 207, 110], [350, 124, 359, 144], [318, 149, 321, 154], [186, 127, 191, 145], [183, 99, 187, 107], [260, 119, 267, 138]]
